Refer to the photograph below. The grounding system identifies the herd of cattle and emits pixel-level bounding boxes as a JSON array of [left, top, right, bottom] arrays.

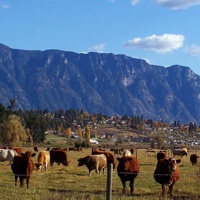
[[0, 146, 199, 197]]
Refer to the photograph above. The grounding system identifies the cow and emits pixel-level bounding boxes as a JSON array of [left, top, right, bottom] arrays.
[[46, 147, 51, 151], [154, 157, 181, 196], [35, 151, 50, 171], [114, 149, 122, 155], [130, 148, 134, 154], [50, 147, 63, 151], [122, 150, 132, 157], [117, 156, 140, 195], [182, 147, 188, 153], [92, 149, 116, 169], [11, 151, 36, 188], [172, 149, 187, 157], [99, 148, 106, 151], [69, 147, 82, 152], [156, 152, 167, 161], [34, 147, 39, 152], [0, 149, 18, 165], [77, 154, 107, 175], [190, 154, 199, 166], [111, 149, 122, 156], [50, 149, 69, 166], [7, 147, 23, 155]]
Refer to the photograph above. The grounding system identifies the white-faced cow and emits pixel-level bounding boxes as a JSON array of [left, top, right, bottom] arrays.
[[154, 157, 181, 196]]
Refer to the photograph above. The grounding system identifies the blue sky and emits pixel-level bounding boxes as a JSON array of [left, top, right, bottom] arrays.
[[1, 0, 200, 75]]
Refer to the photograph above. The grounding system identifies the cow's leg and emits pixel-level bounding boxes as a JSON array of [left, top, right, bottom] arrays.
[[121, 180, 126, 194], [20, 177, 24, 187], [14, 176, 18, 186], [45, 163, 47, 171], [130, 179, 134, 195], [89, 169, 91, 176], [168, 183, 174, 196], [26, 177, 30, 188], [162, 185, 167, 196]]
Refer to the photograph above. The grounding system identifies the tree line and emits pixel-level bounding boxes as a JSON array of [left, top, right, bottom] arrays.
[[0, 99, 197, 148]]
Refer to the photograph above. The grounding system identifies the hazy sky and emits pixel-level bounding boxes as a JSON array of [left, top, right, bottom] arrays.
[[1, 0, 200, 75]]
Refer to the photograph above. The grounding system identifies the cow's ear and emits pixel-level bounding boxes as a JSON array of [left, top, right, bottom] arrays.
[[127, 157, 133, 161], [176, 159, 181, 163], [31, 153, 36, 157]]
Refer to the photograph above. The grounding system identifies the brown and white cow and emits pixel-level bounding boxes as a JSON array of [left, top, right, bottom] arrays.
[[172, 149, 187, 157], [11, 151, 36, 188], [190, 154, 199, 166], [35, 151, 50, 171], [50, 149, 69, 166], [92, 149, 116, 169], [117, 156, 140, 195], [154, 157, 181, 196], [77, 154, 107, 175], [0, 149, 18, 165], [122, 150, 132, 157], [9, 147, 23, 155]]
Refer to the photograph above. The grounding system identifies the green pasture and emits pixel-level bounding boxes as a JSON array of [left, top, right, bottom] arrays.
[[0, 147, 199, 200]]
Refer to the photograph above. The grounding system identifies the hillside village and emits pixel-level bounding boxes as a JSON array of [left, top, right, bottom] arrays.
[[56, 115, 200, 150]]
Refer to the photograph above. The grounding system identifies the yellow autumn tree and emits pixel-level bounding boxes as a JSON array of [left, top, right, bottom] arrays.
[[66, 127, 72, 144], [3, 114, 27, 146], [77, 127, 83, 144], [85, 125, 90, 147]]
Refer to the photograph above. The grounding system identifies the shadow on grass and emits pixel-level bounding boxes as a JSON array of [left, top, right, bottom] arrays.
[[49, 188, 105, 195], [48, 188, 200, 199]]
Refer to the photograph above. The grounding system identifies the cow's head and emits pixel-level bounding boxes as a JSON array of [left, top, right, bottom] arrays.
[[62, 160, 70, 166], [35, 163, 42, 171], [77, 156, 90, 166], [165, 157, 181, 173], [117, 157, 133, 172]]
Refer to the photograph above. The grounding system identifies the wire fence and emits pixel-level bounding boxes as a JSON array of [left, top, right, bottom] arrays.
[[0, 148, 200, 199], [0, 166, 199, 200]]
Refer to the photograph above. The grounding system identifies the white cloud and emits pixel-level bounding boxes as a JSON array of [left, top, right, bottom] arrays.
[[88, 43, 105, 53], [156, 0, 200, 9], [131, 0, 140, 5], [1, 3, 10, 9], [185, 45, 200, 57], [124, 34, 184, 54], [108, 0, 140, 5]]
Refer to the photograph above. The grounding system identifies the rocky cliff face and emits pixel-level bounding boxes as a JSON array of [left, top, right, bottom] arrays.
[[0, 43, 200, 124]]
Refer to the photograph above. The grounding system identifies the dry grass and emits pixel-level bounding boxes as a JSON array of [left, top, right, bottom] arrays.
[[0, 147, 200, 200]]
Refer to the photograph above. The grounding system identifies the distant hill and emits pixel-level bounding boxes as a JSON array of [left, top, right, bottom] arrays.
[[0, 43, 200, 124]]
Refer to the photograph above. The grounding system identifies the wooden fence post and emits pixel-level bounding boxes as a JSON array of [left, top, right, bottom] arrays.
[[106, 163, 113, 200], [136, 149, 138, 158]]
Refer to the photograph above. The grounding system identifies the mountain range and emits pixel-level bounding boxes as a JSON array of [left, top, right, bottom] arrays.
[[0, 43, 200, 124]]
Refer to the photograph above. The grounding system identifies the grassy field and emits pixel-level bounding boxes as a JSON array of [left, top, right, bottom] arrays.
[[0, 146, 200, 200]]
